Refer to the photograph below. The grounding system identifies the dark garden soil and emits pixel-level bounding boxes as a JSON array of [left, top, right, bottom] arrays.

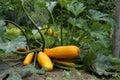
[[0, 55, 116, 80]]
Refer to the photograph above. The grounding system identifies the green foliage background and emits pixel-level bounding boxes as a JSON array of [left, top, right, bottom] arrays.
[[0, 0, 119, 78]]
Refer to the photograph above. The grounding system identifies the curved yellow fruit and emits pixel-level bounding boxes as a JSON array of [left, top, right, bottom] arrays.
[[37, 52, 53, 71], [23, 52, 34, 65], [54, 59, 76, 67], [44, 46, 80, 59]]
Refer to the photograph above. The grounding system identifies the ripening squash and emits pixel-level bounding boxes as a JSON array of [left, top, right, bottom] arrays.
[[53, 32, 58, 37], [47, 28, 52, 35], [23, 52, 34, 65], [44, 46, 80, 59], [54, 59, 76, 67], [37, 52, 53, 71]]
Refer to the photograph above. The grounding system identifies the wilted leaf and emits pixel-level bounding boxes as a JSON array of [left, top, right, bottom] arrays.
[[0, 36, 26, 53]]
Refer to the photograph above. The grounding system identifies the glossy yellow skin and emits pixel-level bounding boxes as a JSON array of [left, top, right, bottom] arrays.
[[37, 52, 53, 71], [23, 52, 34, 65], [44, 46, 80, 59]]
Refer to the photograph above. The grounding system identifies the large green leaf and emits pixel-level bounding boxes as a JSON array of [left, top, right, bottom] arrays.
[[88, 9, 108, 21], [97, 54, 112, 70], [90, 31, 107, 48], [68, 17, 89, 30], [95, 54, 113, 76], [83, 51, 114, 76], [0, 36, 26, 53], [16, 64, 45, 77], [0, 20, 6, 37], [7, 72, 22, 80], [0, 64, 45, 80], [66, 1, 85, 16]]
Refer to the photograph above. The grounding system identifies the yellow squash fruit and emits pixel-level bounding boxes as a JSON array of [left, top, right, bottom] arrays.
[[44, 46, 80, 59], [37, 52, 53, 71], [23, 52, 34, 65]]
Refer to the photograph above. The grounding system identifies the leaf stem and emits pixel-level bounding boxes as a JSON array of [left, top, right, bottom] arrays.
[[21, 3, 45, 52], [3, 20, 29, 46], [60, 7, 63, 46], [50, 12, 57, 29], [33, 51, 37, 67]]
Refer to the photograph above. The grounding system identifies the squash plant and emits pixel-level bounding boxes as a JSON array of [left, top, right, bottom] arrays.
[[0, 0, 120, 79], [36, 0, 120, 77]]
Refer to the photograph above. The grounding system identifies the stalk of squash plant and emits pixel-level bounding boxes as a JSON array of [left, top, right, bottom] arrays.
[[21, 2, 45, 52], [3, 20, 29, 46]]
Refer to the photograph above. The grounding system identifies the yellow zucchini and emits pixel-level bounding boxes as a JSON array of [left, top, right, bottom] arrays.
[[44, 46, 80, 59], [37, 52, 53, 71], [23, 52, 34, 65]]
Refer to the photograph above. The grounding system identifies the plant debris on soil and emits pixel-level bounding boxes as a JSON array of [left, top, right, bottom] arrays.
[[0, 55, 117, 80]]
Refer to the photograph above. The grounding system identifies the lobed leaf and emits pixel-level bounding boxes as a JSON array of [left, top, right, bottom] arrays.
[[0, 36, 26, 53], [66, 2, 85, 16]]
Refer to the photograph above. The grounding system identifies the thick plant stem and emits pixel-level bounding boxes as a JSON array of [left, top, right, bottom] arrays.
[[33, 51, 37, 67], [49, 11, 59, 47], [60, 7, 63, 46], [21, 4, 45, 52], [4, 20, 29, 46]]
